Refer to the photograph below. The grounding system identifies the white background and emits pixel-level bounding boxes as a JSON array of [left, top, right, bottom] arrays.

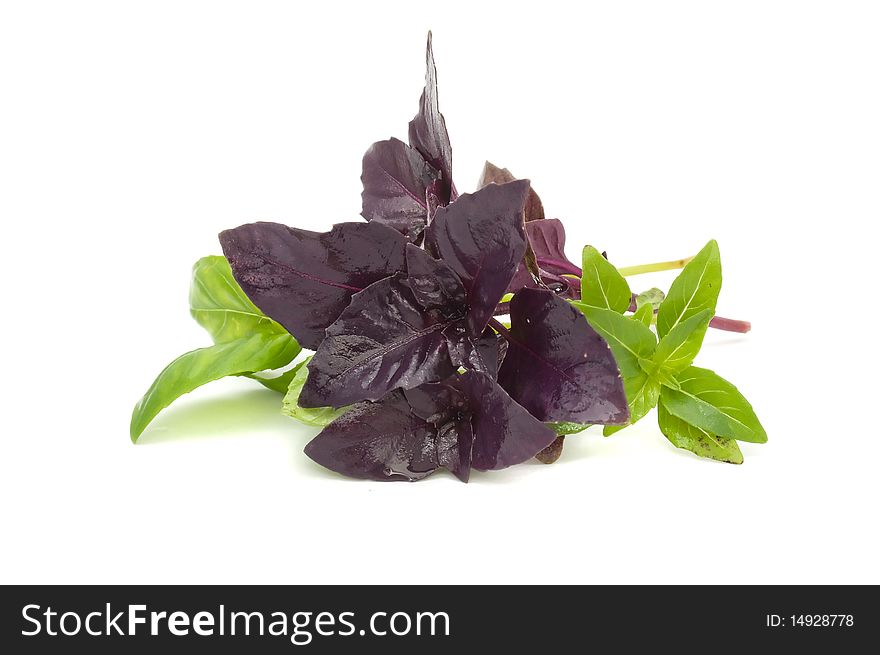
[[2, 1, 878, 584]]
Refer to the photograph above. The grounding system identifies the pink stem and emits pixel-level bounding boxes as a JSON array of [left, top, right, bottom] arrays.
[[708, 316, 751, 333]]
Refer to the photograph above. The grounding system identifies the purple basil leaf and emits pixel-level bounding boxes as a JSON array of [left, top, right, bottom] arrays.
[[408, 32, 455, 203], [507, 262, 579, 299], [477, 161, 545, 223], [360, 138, 440, 242], [478, 162, 546, 288], [524, 218, 580, 277], [456, 371, 557, 471], [305, 381, 473, 483], [402, 243, 465, 311], [507, 218, 582, 299], [404, 381, 473, 482], [305, 371, 554, 483], [498, 288, 629, 425], [299, 273, 458, 408], [425, 179, 445, 221], [303, 391, 438, 482], [425, 180, 530, 336], [435, 420, 473, 482], [219, 221, 407, 350], [464, 329, 508, 378], [404, 380, 469, 425]]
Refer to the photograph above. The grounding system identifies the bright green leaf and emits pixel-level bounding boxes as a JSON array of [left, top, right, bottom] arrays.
[[603, 371, 661, 436], [130, 332, 299, 442], [660, 366, 767, 443], [635, 287, 665, 311], [656, 240, 721, 339], [580, 246, 632, 313], [573, 303, 656, 378], [632, 303, 653, 327], [652, 309, 713, 376], [547, 421, 591, 436], [190, 256, 285, 343], [246, 366, 299, 394], [282, 357, 351, 427], [657, 401, 743, 464]]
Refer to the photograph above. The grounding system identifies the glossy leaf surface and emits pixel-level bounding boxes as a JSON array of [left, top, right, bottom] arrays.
[[457, 371, 557, 470], [425, 180, 529, 335], [300, 273, 458, 408], [305, 371, 555, 482], [477, 161, 545, 223], [219, 221, 408, 350], [282, 359, 351, 427], [304, 391, 441, 481], [360, 138, 440, 242], [499, 289, 628, 425], [408, 32, 455, 201]]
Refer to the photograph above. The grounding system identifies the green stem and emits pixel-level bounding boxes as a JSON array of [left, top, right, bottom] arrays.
[[617, 256, 694, 277]]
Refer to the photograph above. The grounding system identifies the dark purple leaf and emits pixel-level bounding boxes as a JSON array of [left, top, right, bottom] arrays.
[[408, 32, 455, 202], [465, 329, 508, 378], [507, 218, 582, 300], [404, 381, 473, 482], [525, 219, 568, 269], [299, 273, 459, 409], [303, 391, 439, 482], [360, 138, 440, 242], [477, 161, 545, 222], [498, 288, 629, 425], [402, 243, 465, 311], [304, 371, 555, 483], [507, 262, 579, 299], [456, 371, 557, 471], [478, 162, 546, 288], [219, 221, 407, 350], [303, 200, 531, 408], [425, 180, 530, 336]]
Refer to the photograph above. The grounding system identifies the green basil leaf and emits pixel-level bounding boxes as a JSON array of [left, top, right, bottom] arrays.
[[660, 366, 767, 443], [130, 332, 300, 441], [547, 421, 591, 436], [580, 246, 631, 313], [603, 371, 661, 436], [573, 303, 656, 378], [282, 357, 351, 427], [656, 240, 721, 339], [657, 400, 743, 464], [651, 309, 713, 376], [190, 255, 285, 343], [246, 366, 299, 394], [635, 287, 665, 311], [631, 303, 654, 328]]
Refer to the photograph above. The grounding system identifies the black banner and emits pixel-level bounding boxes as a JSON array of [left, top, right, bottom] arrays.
[[0, 585, 874, 652]]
